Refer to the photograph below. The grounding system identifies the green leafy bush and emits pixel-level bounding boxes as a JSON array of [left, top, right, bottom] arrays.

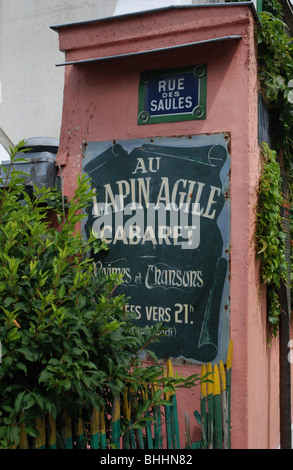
[[256, 144, 288, 336], [257, 9, 293, 169], [256, 2, 293, 328], [0, 142, 200, 448]]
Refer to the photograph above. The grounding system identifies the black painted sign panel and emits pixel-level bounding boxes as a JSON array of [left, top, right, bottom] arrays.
[[83, 135, 230, 363]]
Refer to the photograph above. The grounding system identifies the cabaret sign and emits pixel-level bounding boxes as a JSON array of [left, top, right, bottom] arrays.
[[83, 134, 230, 363]]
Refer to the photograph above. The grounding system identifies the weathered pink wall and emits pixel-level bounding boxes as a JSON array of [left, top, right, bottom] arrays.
[[53, 4, 283, 448]]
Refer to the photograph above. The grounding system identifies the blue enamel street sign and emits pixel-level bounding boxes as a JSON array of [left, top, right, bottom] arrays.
[[138, 65, 207, 125]]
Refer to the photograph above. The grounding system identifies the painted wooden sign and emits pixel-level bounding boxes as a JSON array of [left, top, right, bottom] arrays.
[[138, 66, 207, 125], [83, 134, 230, 363]]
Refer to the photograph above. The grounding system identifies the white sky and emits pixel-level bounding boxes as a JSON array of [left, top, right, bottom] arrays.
[[0, 143, 9, 163]]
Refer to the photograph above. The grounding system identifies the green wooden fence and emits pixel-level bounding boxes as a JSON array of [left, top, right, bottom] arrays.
[[195, 339, 233, 449], [9, 340, 233, 449]]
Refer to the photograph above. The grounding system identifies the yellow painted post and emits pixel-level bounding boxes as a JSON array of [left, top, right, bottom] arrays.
[[206, 362, 214, 449], [48, 413, 57, 449], [90, 408, 100, 449], [135, 387, 145, 449], [213, 364, 222, 449], [64, 411, 73, 449], [123, 388, 131, 421], [166, 359, 180, 449], [226, 339, 233, 448], [129, 387, 138, 449], [164, 369, 172, 449], [141, 385, 153, 450], [122, 388, 132, 449], [99, 407, 107, 449], [76, 414, 84, 448], [219, 360, 229, 449], [200, 364, 208, 449], [151, 382, 162, 449], [111, 394, 121, 449], [34, 416, 46, 449]]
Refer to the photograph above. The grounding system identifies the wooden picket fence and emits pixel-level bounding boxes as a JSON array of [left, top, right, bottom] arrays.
[[10, 340, 233, 450]]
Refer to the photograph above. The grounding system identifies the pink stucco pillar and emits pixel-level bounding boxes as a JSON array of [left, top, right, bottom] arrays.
[[52, 4, 284, 448]]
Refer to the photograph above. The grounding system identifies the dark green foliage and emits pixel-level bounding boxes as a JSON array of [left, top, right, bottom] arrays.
[[0, 142, 200, 448], [256, 144, 288, 335], [257, 9, 293, 169], [262, 0, 283, 18], [256, 3, 293, 332]]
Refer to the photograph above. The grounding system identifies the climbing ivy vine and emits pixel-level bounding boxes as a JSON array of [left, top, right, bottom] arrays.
[[256, 0, 293, 336], [256, 144, 288, 336]]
